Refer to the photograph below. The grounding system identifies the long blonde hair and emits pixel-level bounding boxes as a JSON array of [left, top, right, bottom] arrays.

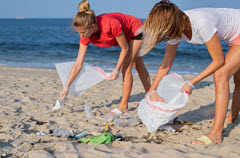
[[139, 0, 189, 56], [73, 0, 96, 28]]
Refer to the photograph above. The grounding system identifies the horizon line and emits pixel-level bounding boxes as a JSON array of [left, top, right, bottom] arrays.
[[0, 17, 146, 20]]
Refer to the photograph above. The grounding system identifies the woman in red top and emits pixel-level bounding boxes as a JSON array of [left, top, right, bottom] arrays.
[[60, 0, 150, 114]]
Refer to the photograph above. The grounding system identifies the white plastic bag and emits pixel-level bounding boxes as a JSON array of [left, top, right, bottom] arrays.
[[55, 62, 110, 96], [137, 73, 189, 133]]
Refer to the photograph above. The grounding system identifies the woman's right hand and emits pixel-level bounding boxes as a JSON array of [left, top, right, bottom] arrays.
[[109, 69, 120, 81], [60, 88, 69, 100], [149, 91, 166, 103]]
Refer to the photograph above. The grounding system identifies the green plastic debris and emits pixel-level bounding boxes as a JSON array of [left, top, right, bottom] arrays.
[[78, 132, 115, 145]]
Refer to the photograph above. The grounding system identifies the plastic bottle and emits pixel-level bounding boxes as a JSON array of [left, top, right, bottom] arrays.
[[158, 125, 176, 133], [119, 113, 138, 119], [75, 131, 87, 139], [84, 100, 93, 119], [106, 113, 118, 122], [114, 118, 140, 127], [53, 128, 73, 137]]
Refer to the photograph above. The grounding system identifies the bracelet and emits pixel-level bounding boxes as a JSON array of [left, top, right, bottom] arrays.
[[148, 90, 157, 95], [63, 86, 70, 90], [185, 80, 194, 88], [113, 69, 120, 74]]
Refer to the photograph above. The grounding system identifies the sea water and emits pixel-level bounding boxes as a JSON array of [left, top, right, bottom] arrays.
[[0, 19, 229, 75]]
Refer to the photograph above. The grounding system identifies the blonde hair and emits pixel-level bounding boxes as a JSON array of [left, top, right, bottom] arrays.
[[139, 0, 189, 56], [73, 0, 96, 28]]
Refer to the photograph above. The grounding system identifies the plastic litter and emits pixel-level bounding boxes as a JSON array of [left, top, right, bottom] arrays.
[[78, 132, 115, 145], [106, 113, 118, 122], [55, 62, 110, 96], [105, 125, 110, 132], [52, 99, 65, 110], [114, 118, 140, 127], [84, 100, 93, 119], [158, 125, 176, 133], [138, 73, 189, 133], [53, 128, 73, 137], [36, 132, 47, 136], [75, 131, 87, 139], [119, 113, 138, 119], [29, 117, 47, 125]]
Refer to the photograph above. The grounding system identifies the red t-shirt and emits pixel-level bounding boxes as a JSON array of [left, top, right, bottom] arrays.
[[80, 13, 143, 48]]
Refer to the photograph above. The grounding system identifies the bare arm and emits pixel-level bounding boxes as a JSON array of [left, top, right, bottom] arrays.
[[191, 33, 224, 84], [115, 30, 129, 71], [149, 42, 178, 102], [65, 43, 88, 87], [181, 33, 225, 92], [60, 43, 88, 100], [150, 42, 178, 91], [109, 30, 129, 80]]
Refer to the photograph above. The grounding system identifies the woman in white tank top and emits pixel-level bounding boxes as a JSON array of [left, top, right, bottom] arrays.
[[140, 0, 240, 145]]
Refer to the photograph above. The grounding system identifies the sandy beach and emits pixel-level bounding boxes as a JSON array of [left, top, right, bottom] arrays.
[[0, 65, 240, 158]]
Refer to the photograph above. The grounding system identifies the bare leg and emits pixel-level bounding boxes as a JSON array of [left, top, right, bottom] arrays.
[[133, 56, 151, 92], [211, 70, 240, 124], [117, 39, 142, 112], [193, 45, 240, 145], [225, 70, 240, 123]]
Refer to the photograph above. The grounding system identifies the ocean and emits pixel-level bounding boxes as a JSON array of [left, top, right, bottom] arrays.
[[0, 19, 229, 75]]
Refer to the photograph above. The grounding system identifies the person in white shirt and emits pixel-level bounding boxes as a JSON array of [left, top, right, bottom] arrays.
[[140, 0, 240, 145]]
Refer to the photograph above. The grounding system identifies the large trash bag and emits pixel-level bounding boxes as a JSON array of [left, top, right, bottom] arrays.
[[55, 62, 110, 96], [137, 73, 189, 133]]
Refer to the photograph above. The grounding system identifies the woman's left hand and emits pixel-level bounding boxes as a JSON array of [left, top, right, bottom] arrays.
[[180, 83, 193, 94], [109, 70, 120, 81]]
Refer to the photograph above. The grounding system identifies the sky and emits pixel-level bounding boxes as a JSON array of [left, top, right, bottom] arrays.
[[1, 0, 240, 19]]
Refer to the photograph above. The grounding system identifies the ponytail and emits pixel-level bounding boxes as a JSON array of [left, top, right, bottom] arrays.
[[73, 0, 96, 28]]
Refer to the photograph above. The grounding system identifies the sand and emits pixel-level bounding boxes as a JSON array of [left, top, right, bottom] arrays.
[[0, 65, 240, 158]]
